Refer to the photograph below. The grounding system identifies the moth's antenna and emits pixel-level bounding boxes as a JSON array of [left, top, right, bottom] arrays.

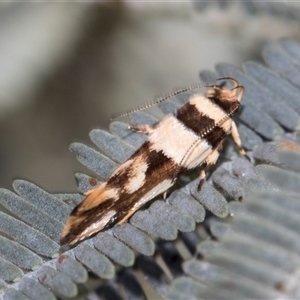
[[110, 82, 220, 120], [216, 77, 239, 89], [232, 85, 244, 102]]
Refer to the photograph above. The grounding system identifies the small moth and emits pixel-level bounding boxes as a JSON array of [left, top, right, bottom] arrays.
[[61, 77, 246, 245]]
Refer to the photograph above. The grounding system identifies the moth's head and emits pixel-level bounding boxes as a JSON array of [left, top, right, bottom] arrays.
[[206, 77, 244, 115]]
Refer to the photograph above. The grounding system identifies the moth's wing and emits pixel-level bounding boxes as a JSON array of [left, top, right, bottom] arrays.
[[60, 184, 118, 245], [116, 176, 174, 225], [60, 141, 178, 245]]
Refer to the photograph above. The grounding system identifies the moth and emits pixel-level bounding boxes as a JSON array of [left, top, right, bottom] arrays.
[[60, 77, 246, 245]]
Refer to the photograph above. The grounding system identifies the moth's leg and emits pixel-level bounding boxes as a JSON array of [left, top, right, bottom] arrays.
[[198, 166, 208, 191], [231, 121, 250, 160], [128, 124, 155, 134], [162, 191, 167, 200], [231, 121, 246, 156], [198, 141, 222, 191]]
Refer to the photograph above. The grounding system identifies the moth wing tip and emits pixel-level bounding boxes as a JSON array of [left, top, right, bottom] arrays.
[[60, 231, 78, 246], [60, 219, 77, 246], [59, 235, 70, 246]]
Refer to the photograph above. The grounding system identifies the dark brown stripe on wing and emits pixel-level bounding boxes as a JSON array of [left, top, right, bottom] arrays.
[[176, 102, 215, 137], [112, 160, 185, 221], [145, 146, 177, 177], [106, 141, 176, 189], [176, 101, 228, 148], [106, 141, 153, 189], [107, 168, 129, 187], [105, 143, 183, 226]]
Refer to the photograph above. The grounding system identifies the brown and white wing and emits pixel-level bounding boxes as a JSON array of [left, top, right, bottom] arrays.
[[60, 138, 180, 245]]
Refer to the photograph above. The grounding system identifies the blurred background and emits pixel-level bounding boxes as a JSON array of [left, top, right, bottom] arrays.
[[0, 1, 300, 193]]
